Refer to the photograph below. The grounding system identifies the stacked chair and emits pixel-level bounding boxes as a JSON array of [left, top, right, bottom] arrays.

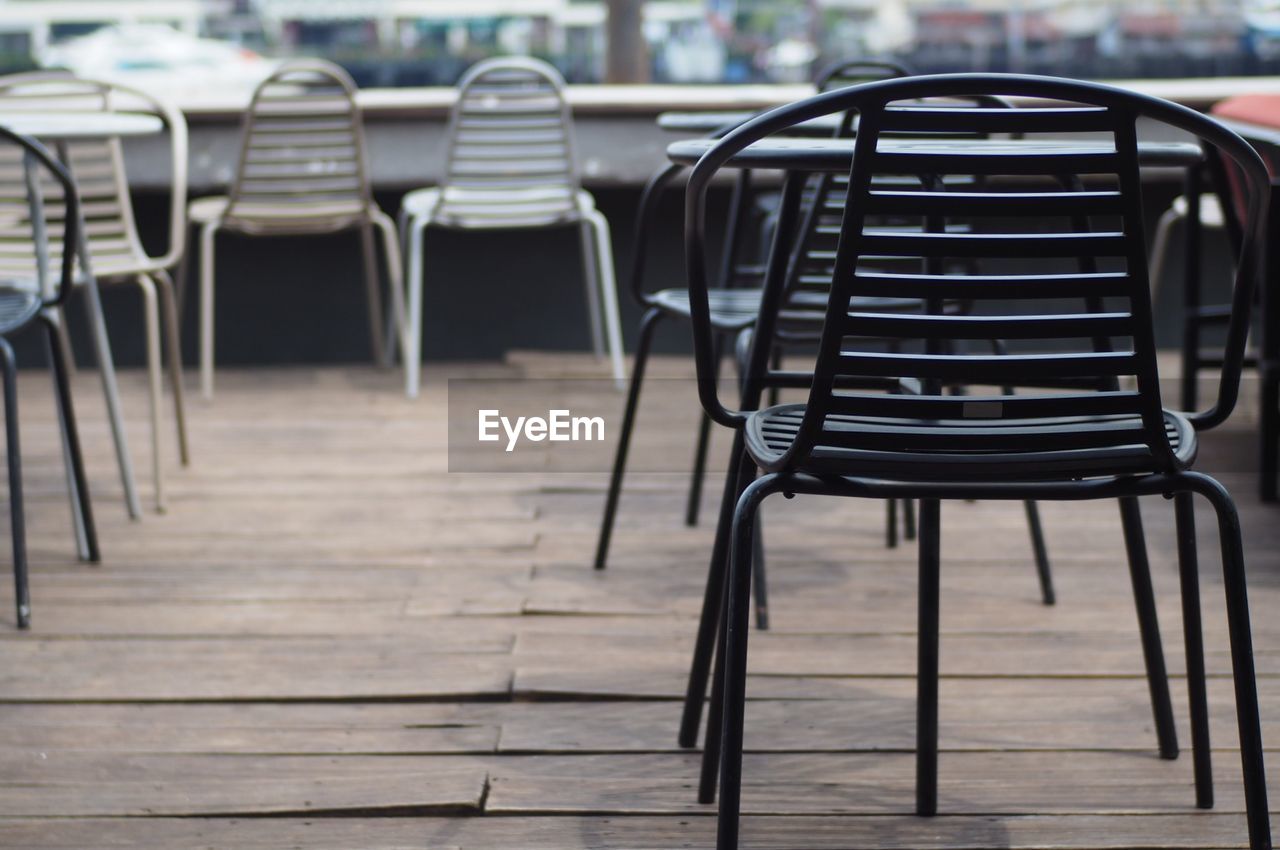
[[595, 60, 1055, 636]]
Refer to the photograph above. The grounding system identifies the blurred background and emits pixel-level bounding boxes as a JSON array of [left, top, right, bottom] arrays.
[[3, 0, 1280, 93]]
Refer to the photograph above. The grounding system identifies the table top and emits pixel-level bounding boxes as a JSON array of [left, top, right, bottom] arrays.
[[0, 112, 163, 140], [657, 110, 840, 137], [666, 136, 1204, 171]]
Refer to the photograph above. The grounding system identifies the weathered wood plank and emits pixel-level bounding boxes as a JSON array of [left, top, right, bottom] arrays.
[[0, 814, 1263, 850], [0, 638, 513, 700], [484, 751, 1278, 816], [496, 676, 1280, 753], [0, 703, 499, 754], [0, 753, 487, 816]]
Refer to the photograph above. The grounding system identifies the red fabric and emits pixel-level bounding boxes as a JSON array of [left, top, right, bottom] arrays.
[[1211, 94, 1280, 129]]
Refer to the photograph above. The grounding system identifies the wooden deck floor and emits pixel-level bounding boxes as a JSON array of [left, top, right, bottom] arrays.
[[0, 356, 1277, 849]]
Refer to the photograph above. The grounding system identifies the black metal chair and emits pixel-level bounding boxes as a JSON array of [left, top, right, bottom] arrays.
[[594, 59, 924, 579], [0, 126, 101, 628], [679, 74, 1272, 850]]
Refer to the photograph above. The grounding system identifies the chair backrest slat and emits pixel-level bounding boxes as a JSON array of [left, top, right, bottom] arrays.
[[226, 60, 370, 226], [436, 57, 580, 229]]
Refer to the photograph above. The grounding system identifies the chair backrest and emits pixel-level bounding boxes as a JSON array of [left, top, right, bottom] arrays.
[[684, 74, 1269, 477], [0, 72, 188, 273], [0, 126, 80, 309], [225, 59, 372, 231], [815, 58, 915, 92], [436, 57, 581, 228], [774, 92, 1015, 345]]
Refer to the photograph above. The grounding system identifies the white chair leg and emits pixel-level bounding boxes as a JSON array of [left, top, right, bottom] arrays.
[[1147, 204, 1183, 299], [578, 219, 606, 359], [199, 221, 219, 400], [78, 274, 142, 520], [152, 270, 190, 467], [584, 207, 626, 387], [135, 275, 165, 513], [403, 213, 431, 400], [372, 210, 408, 374]]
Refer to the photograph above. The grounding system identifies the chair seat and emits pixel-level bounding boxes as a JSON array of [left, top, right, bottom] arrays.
[[0, 285, 43, 334], [402, 186, 585, 229], [650, 288, 763, 330], [188, 196, 366, 234], [746, 403, 1196, 481]]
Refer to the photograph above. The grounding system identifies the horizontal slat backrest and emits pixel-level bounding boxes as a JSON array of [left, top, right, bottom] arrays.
[[0, 75, 147, 277], [789, 93, 1176, 472], [227, 61, 369, 224], [437, 58, 579, 228], [778, 95, 1013, 342]]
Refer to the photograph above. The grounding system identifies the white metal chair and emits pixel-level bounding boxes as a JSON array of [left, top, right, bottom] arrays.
[[183, 59, 406, 399], [397, 57, 624, 398], [0, 72, 190, 513]]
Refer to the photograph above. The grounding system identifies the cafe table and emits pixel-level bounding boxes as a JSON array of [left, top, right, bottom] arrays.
[[0, 111, 162, 520]]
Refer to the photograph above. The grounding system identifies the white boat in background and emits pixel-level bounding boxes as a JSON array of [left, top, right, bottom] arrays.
[[39, 24, 279, 98]]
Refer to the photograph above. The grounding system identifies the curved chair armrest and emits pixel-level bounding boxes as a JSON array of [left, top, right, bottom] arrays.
[[625, 161, 687, 309]]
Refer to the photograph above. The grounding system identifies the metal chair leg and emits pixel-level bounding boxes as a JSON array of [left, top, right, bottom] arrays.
[[685, 332, 725, 528], [1190, 473, 1271, 850], [593, 307, 662, 571], [1262, 367, 1279, 502], [358, 219, 387, 367], [1118, 496, 1179, 759], [680, 432, 749, 749], [578, 219, 606, 360], [198, 221, 219, 400], [1024, 500, 1054, 604], [133, 275, 165, 512], [887, 497, 899, 548], [0, 338, 29, 628], [53, 307, 76, 380], [78, 273, 141, 519], [371, 211, 408, 373], [43, 315, 98, 563], [1174, 491, 1213, 808], [903, 498, 916, 540], [402, 212, 431, 399], [714, 475, 775, 850], [583, 206, 627, 388], [751, 513, 768, 630], [153, 271, 190, 467], [917, 498, 941, 816]]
